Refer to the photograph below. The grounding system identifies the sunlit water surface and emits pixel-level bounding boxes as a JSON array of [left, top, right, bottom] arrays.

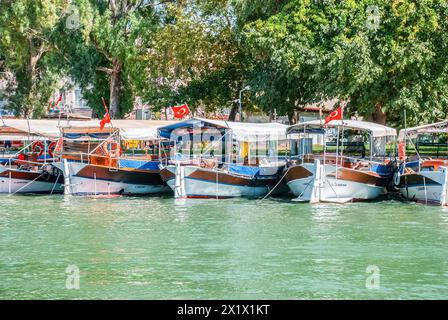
[[1, 195, 448, 299]]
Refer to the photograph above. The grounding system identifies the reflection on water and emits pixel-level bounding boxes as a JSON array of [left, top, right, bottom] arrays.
[[0, 195, 448, 299]]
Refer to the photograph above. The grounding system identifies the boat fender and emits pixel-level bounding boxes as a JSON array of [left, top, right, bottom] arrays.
[[393, 171, 401, 187], [398, 142, 406, 161]]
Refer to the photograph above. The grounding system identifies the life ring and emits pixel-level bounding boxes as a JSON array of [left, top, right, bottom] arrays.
[[32, 141, 44, 156], [103, 140, 122, 158], [48, 141, 57, 158]]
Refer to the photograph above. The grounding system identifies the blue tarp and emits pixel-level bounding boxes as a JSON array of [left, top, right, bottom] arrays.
[[371, 164, 392, 176], [228, 164, 259, 177], [38, 154, 53, 160], [63, 132, 111, 140], [119, 159, 160, 170], [405, 161, 420, 168], [0, 158, 16, 165], [398, 161, 420, 174]]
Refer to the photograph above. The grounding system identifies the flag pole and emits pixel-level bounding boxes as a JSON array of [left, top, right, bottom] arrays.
[[335, 109, 340, 180], [101, 97, 114, 128], [340, 102, 345, 165]]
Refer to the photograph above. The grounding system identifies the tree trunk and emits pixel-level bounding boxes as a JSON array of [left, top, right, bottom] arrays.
[[109, 59, 122, 118], [228, 100, 239, 121], [372, 102, 386, 125], [25, 46, 39, 118], [288, 109, 298, 125]]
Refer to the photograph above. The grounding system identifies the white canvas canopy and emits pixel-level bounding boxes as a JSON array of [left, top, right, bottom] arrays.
[[158, 118, 288, 142], [288, 119, 397, 138], [398, 120, 448, 141], [0, 119, 177, 141], [61, 119, 177, 140], [0, 119, 74, 140]]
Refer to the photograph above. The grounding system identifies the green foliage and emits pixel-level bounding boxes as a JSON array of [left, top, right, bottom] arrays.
[[0, 0, 66, 117], [243, 0, 448, 127], [1, 0, 448, 127]]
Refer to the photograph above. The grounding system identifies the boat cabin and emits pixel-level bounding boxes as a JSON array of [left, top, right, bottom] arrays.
[[287, 120, 397, 160], [158, 117, 288, 170]]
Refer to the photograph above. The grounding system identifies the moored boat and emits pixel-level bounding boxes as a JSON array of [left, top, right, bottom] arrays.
[[396, 120, 448, 206], [52, 121, 174, 196], [285, 119, 397, 203], [158, 118, 288, 199], [0, 120, 64, 194]]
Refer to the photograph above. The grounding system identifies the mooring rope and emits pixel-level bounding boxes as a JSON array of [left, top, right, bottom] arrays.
[[259, 167, 290, 202], [50, 171, 61, 195], [8, 172, 45, 197]]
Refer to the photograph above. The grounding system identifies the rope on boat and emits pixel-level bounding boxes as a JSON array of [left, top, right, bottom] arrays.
[[259, 167, 290, 202], [296, 176, 314, 200], [7, 172, 45, 197], [325, 178, 340, 199], [50, 171, 61, 195]]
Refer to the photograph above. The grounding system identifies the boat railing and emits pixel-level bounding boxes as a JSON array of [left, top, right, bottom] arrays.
[[167, 155, 286, 179], [290, 153, 390, 166], [3, 156, 52, 169]]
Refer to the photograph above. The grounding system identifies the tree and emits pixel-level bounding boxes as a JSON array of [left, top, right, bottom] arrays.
[[54, 0, 173, 118], [0, 0, 66, 117], [242, 0, 448, 126], [132, 0, 249, 119]]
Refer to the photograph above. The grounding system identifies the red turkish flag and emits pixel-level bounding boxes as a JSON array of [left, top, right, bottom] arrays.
[[324, 106, 343, 125], [100, 97, 111, 130], [55, 137, 63, 153], [171, 103, 190, 119], [54, 95, 62, 107]]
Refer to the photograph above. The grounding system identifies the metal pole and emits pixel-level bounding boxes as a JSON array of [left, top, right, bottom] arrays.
[[239, 90, 243, 122], [8, 170, 11, 194], [94, 172, 97, 195], [336, 126, 340, 181], [404, 109, 408, 169], [301, 125, 306, 165]]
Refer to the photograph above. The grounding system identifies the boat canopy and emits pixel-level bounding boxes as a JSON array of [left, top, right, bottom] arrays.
[[1, 119, 177, 141], [64, 120, 177, 141], [398, 120, 448, 142], [0, 119, 74, 140], [158, 118, 288, 142], [287, 120, 397, 138]]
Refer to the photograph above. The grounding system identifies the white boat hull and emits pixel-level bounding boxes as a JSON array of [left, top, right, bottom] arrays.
[[0, 177, 63, 194], [288, 176, 386, 203], [0, 166, 63, 194], [285, 161, 387, 203], [161, 165, 284, 199], [52, 162, 170, 196], [399, 167, 448, 206]]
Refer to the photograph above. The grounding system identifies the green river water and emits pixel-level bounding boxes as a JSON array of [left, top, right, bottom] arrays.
[[1, 195, 447, 299]]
